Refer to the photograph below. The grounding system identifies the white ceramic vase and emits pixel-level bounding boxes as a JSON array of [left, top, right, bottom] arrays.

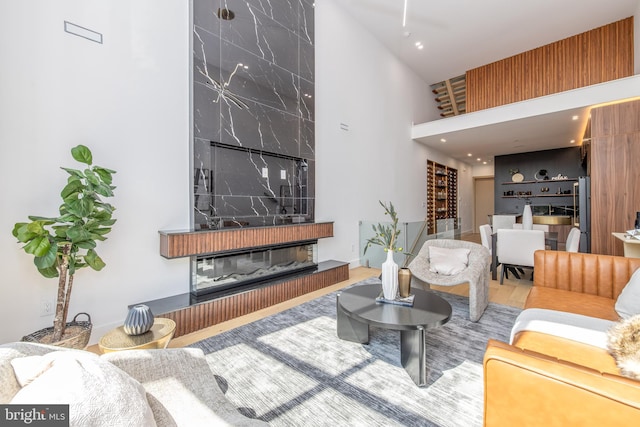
[[381, 249, 399, 300], [522, 203, 533, 230]]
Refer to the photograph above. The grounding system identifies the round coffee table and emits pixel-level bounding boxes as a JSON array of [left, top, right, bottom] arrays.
[[336, 281, 452, 386]]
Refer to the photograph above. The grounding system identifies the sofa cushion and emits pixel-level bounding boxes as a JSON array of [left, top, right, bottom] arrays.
[[615, 268, 640, 319], [428, 246, 470, 275], [510, 308, 615, 349], [102, 348, 268, 426], [607, 313, 640, 380], [10, 351, 156, 427], [0, 342, 59, 403], [525, 287, 619, 321]]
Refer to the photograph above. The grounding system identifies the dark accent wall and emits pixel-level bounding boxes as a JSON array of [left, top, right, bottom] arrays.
[[192, 0, 314, 229], [494, 147, 587, 215]]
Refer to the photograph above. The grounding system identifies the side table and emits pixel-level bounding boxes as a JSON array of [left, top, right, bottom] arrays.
[[99, 318, 176, 353]]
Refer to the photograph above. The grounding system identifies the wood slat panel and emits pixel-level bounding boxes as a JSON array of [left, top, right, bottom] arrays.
[[466, 17, 633, 112], [159, 222, 334, 258], [158, 263, 349, 337], [590, 99, 640, 256]]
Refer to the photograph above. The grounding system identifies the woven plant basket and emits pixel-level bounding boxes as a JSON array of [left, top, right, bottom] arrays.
[[21, 312, 92, 349]]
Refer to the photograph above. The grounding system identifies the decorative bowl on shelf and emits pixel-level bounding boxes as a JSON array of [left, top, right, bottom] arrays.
[[511, 173, 524, 182]]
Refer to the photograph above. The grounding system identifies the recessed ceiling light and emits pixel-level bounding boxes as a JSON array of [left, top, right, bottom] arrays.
[[483, 161, 487, 165], [440, 138, 446, 143], [476, 158, 481, 161], [467, 153, 472, 157], [572, 115, 579, 121], [570, 139, 575, 143]]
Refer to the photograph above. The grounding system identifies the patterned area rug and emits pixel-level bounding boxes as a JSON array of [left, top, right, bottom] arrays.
[[190, 279, 521, 426]]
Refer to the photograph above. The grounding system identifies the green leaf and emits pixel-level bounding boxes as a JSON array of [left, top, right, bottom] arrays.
[[71, 145, 92, 165], [66, 197, 94, 217], [12, 222, 29, 239], [77, 240, 98, 249], [84, 169, 100, 186], [34, 244, 58, 269], [37, 265, 59, 278], [61, 179, 84, 199], [23, 236, 51, 256], [93, 167, 114, 185], [52, 225, 70, 238], [94, 183, 114, 198], [85, 249, 106, 271], [90, 227, 112, 236], [66, 225, 92, 243], [61, 167, 85, 179]]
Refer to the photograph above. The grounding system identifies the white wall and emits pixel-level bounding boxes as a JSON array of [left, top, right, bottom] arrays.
[[0, 0, 476, 345], [0, 1, 191, 344], [315, 0, 473, 267]]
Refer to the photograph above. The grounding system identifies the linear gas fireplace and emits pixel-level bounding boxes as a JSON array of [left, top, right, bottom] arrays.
[[192, 242, 317, 297], [153, 223, 348, 338]]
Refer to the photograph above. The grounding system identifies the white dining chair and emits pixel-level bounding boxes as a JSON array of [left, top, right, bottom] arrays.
[[479, 224, 499, 273], [565, 227, 581, 252], [496, 229, 546, 284], [492, 215, 516, 231], [512, 223, 550, 231]]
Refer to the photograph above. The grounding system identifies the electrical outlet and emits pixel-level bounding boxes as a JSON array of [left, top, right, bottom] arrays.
[[40, 298, 54, 317]]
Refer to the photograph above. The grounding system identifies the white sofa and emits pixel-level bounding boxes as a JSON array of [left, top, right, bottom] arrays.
[[0, 342, 267, 427]]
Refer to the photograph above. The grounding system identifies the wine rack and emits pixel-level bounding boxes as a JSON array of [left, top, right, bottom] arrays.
[[426, 160, 458, 235]]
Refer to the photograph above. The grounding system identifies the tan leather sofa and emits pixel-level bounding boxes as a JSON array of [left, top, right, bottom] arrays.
[[483, 250, 640, 426]]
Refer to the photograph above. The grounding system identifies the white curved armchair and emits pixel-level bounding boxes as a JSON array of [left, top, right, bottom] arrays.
[[408, 239, 491, 322]]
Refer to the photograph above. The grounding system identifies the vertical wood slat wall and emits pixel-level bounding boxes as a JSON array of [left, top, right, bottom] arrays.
[[466, 17, 634, 112], [589, 99, 640, 256]]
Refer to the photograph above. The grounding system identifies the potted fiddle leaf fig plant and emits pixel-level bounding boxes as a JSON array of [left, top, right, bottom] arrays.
[[12, 145, 116, 348]]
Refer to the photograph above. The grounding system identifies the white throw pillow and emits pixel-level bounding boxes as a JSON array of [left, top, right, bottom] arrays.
[[10, 351, 156, 427], [428, 246, 470, 275], [615, 268, 640, 319]]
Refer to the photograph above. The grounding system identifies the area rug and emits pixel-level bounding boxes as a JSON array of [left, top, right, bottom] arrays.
[[190, 278, 521, 427]]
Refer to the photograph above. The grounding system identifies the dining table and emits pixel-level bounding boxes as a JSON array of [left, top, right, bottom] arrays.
[[491, 231, 558, 280]]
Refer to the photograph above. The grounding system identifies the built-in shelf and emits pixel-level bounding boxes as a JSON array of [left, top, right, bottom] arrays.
[[502, 194, 575, 198], [159, 222, 334, 259], [427, 160, 457, 235], [501, 179, 578, 185]]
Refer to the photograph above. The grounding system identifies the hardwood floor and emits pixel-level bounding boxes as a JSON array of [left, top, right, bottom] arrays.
[[169, 232, 533, 348]]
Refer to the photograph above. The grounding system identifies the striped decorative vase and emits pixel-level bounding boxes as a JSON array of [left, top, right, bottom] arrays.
[[123, 304, 155, 336]]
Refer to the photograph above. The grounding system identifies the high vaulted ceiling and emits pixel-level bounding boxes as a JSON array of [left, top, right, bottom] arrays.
[[340, 0, 640, 164]]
